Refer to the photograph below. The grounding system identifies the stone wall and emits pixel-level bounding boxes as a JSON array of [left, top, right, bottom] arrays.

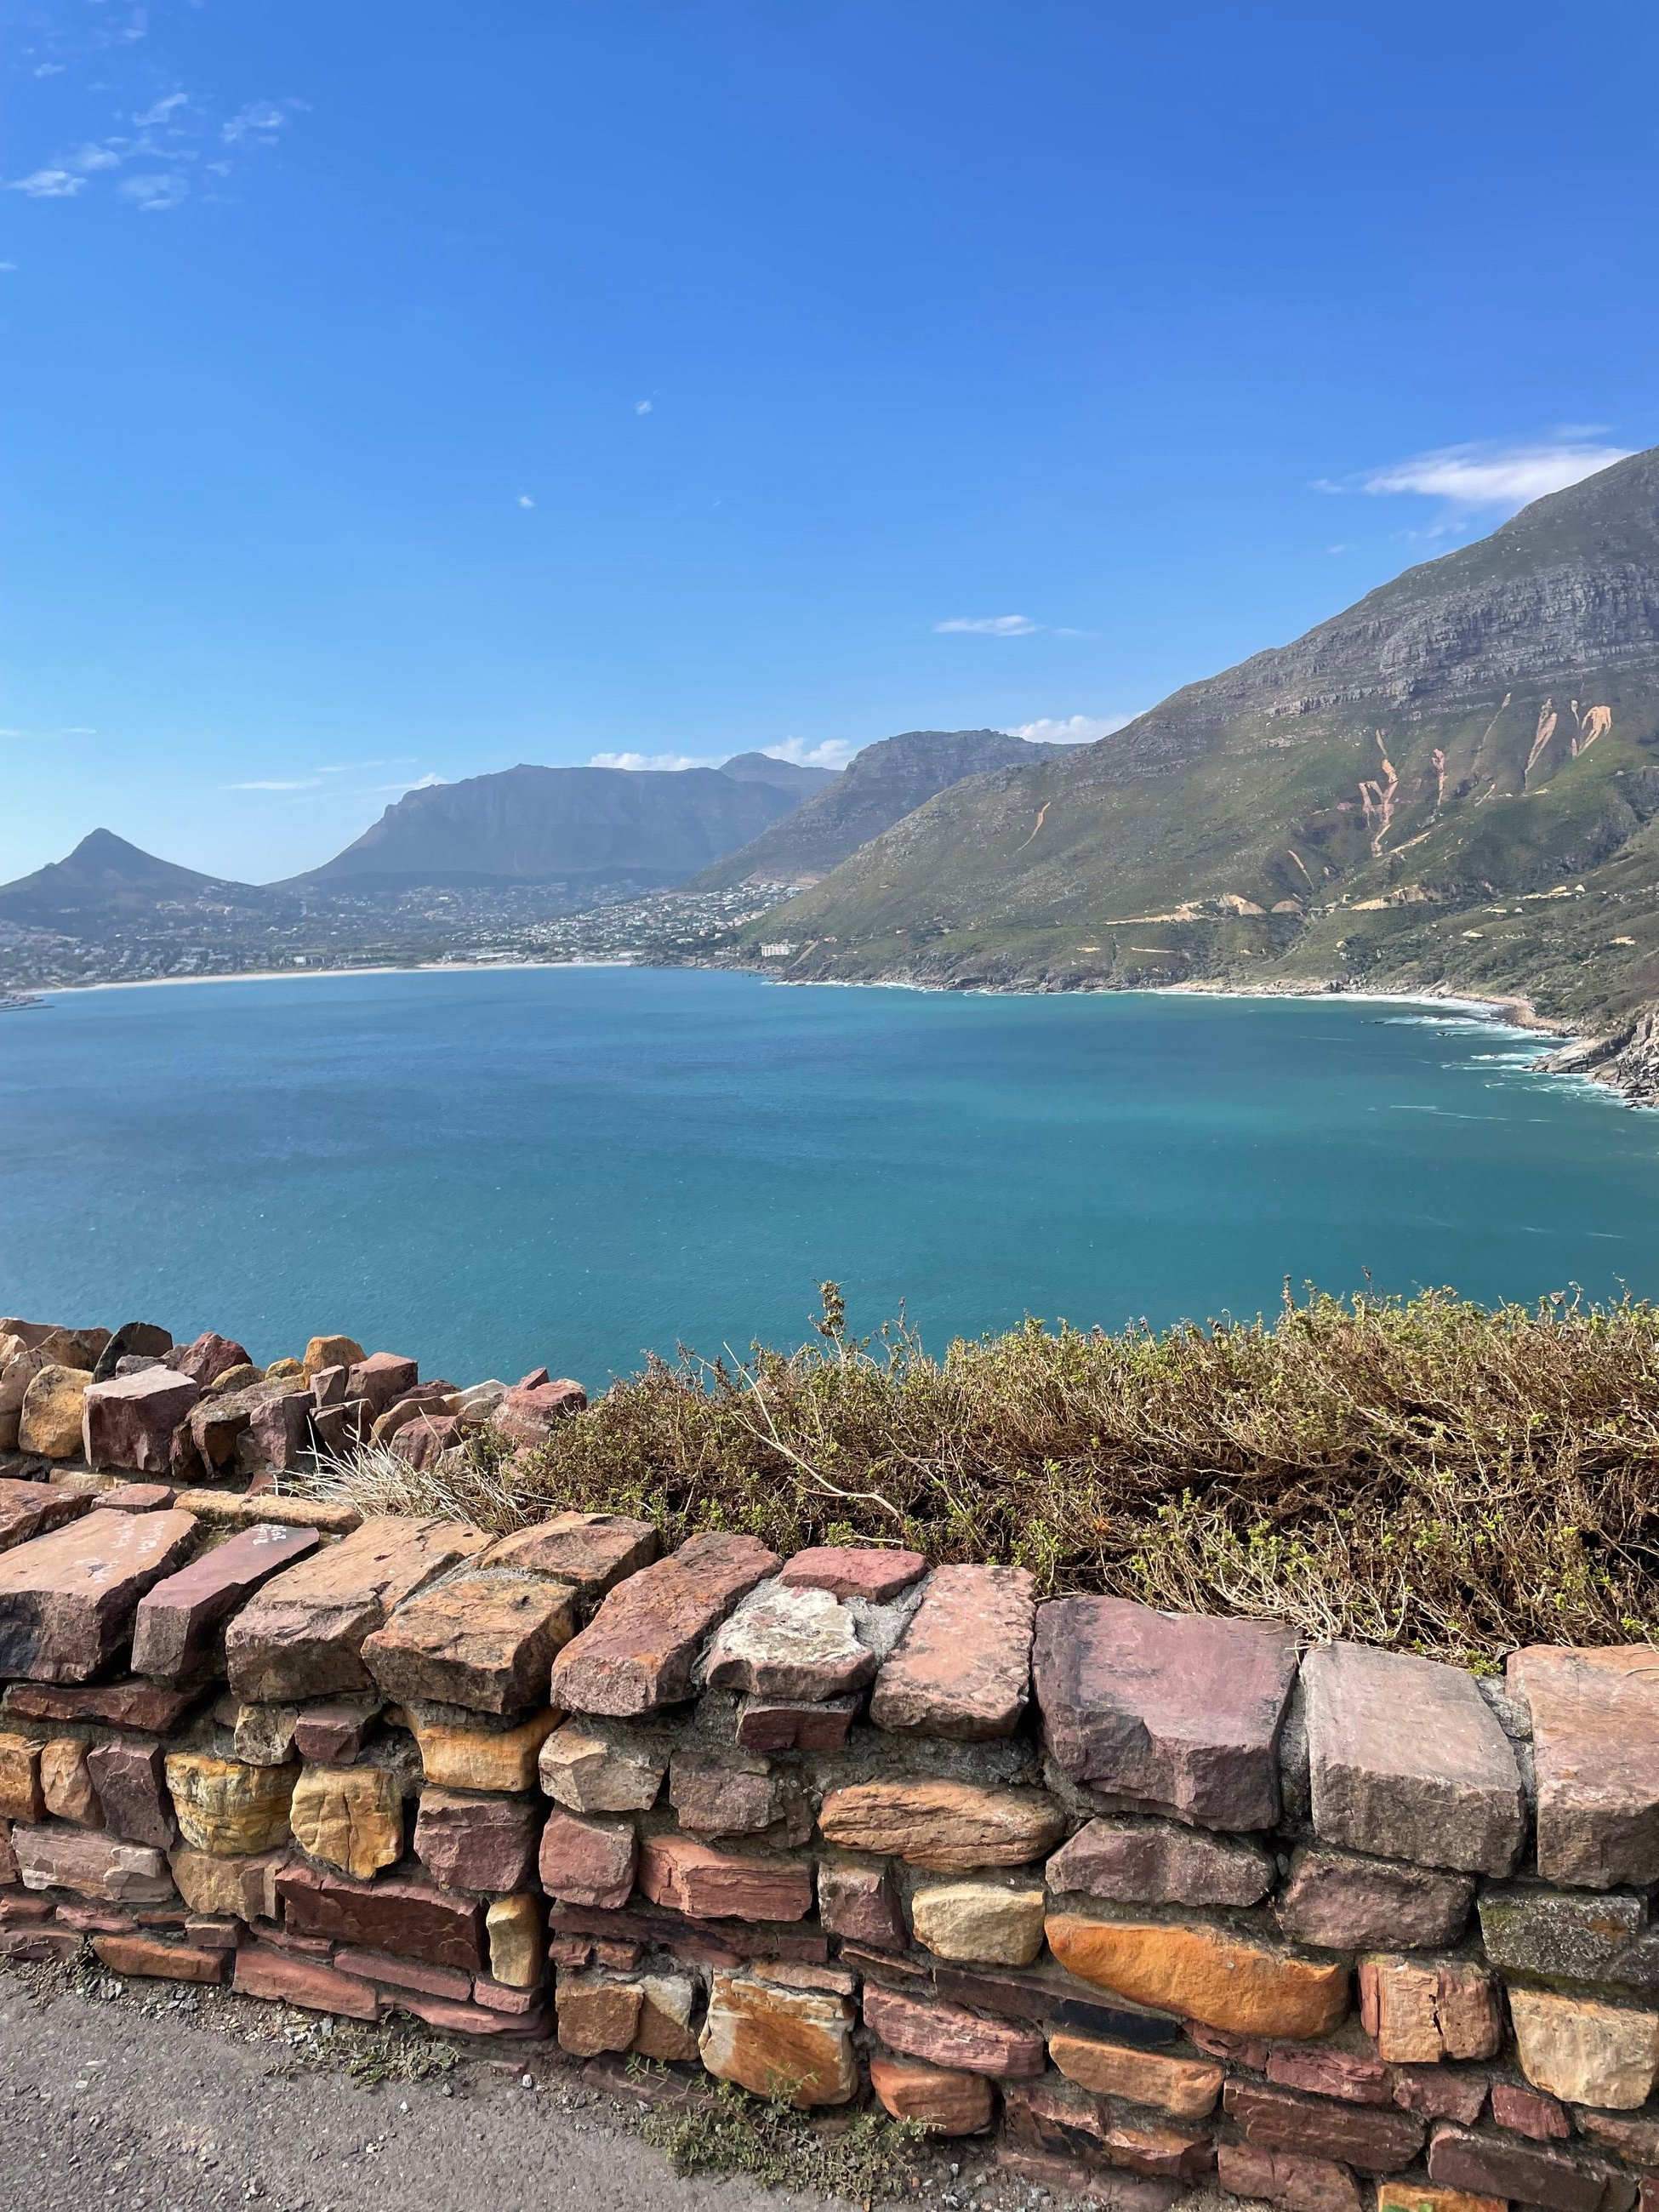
[[3, 1316, 1659, 2212]]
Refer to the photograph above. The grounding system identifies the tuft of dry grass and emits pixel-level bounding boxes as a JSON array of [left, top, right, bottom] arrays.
[[299, 1284, 1659, 1662]]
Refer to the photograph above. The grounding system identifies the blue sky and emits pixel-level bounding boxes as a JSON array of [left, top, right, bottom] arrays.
[[2, 0, 1655, 883]]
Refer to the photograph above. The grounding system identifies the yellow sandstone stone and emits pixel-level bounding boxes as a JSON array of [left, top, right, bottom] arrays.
[[301, 1336, 366, 1378], [412, 1707, 561, 1792], [19, 1365, 94, 1458], [1045, 1913, 1349, 2038], [1509, 1986, 1659, 2109], [556, 1974, 641, 2056], [699, 1974, 858, 2108], [168, 1845, 287, 1918], [910, 1878, 1046, 1967], [40, 1737, 99, 1826], [817, 1779, 1066, 1870], [1047, 2032, 1225, 2118], [166, 1750, 299, 1856], [0, 1730, 44, 1821], [1377, 2188, 1506, 2212], [289, 1762, 402, 1879], [485, 1894, 543, 1989], [633, 1973, 701, 2062], [264, 1358, 304, 1381]]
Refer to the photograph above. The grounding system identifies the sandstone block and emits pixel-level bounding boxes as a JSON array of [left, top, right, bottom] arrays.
[[289, 1762, 402, 1879], [1490, 2083, 1571, 2141], [291, 1697, 381, 1764], [1303, 1643, 1524, 1876], [779, 1546, 928, 1602], [413, 1787, 539, 1892], [99, 1484, 179, 1514], [0, 1730, 43, 1821], [237, 1391, 312, 1476], [537, 1804, 636, 1907], [4, 1679, 197, 1733], [225, 1516, 487, 1701], [699, 1973, 856, 2107], [479, 1512, 658, 1601], [911, 1878, 1046, 1967], [869, 1564, 1035, 1740], [669, 1751, 786, 1838], [1217, 2143, 1363, 2212], [347, 1353, 419, 1416], [1276, 1846, 1475, 1951], [1046, 1913, 1349, 2038], [0, 1924, 81, 1963], [1390, 2068, 1489, 2124], [1048, 2032, 1223, 2117], [638, 1833, 812, 1921], [1572, 2110, 1659, 2163], [818, 1856, 907, 1948], [334, 1947, 473, 2000], [82, 1367, 201, 1475], [389, 1990, 551, 2038], [173, 1491, 361, 1536], [1263, 2047, 1392, 2103], [90, 1931, 226, 1984], [412, 1707, 560, 1793], [556, 1972, 641, 2056], [131, 1522, 322, 1680], [301, 1335, 366, 1378], [0, 1349, 48, 1454], [704, 1582, 875, 1702], [485, 1893, 542, 1989], [1223, 2081, 1422, 2173], [1035, 1597, 1298, 1828], [0, 1817, 16, 1883], [1358, 1957, 1501, 2063], [869, 2055, 994, 2134], [1376, 2186, 1506, 2212], [231, 1702, 301, 1766], [232, 1943, 379, 2021], [40, 1737, 98, 1826], [91, 1324, 173, 1382], [1427, 2124, 1610, 2212], [631, 1970, 701, 2062], [1478, 1883, 1649, 1982], [276, 1861, 484, 1970], [1509, 1645, 1659, 1889], [12, 1822, 175, 1903], [170, 1333, 252, 1387], [0, 1478, 92, 1555], [538, 1722, 666, 1813], [1508, 1985, 1659, 2108], [864, 1983, 1046, 2076], [167, 1847, 286, 1918], [549, 1532, 779, 1716], [735, 1694, 858, 1753], [490, 1377, 588, 1449], [362, 1572, 575, 1716], [165, 1751, 298, 1856], [1046, 1816, 1274, 1908], [19, 1365, 94, 1457], [818, 1779, 1066, 1870], [0, 1508, 199, 1682]]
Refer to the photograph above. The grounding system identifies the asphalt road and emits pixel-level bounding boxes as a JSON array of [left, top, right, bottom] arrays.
[[0, 1966, 869, 2212]]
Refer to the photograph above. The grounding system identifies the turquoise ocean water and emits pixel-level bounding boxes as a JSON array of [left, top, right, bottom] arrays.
[[0, 966, 1653, 1386]]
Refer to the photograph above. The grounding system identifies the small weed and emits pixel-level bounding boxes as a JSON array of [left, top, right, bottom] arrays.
[[641, 2079, 926, 2198]]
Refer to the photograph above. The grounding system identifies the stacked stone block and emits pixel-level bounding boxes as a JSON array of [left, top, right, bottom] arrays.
[[4, 1320, 1659, 2210]]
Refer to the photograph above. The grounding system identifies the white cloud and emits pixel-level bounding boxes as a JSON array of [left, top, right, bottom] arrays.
[[0, 263, 17, 274], [229, 778, 319, 792], [634, 399, 653, 415], [1324, 439, 1633, 520], [7, 168, 88, 197], [935, 614, 1040, 636], [60, 727, 96, 735], [119, 172, 187, 210], [33, 64, 65, 77], [589, 750, 718, 772], [761, 736, 858, 770], [1008, 715, 1132, 746], [133, 91, 188, 128], [516, 493, 535, 509], [70, 144, 124, 173], [222, 100, 288, 146]]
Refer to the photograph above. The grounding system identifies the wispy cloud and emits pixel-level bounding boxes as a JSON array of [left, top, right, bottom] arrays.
[[1008, 714, 1133, 746], [516, 493, 535, 509], [316, 757, 415, 775], [221, 100, 288, 146], [590, 750, 718, 772], [228, 777, 319, 792], [9, 69, 301, 215], [1319, 438, 1633, 527], [634, 399, 653, 415], [6, 168, 88, 198], [762, 736, 858, 770], [133, 90, 188, 128], [935, 614, 1041, 636], [119, 172, 187, 211]]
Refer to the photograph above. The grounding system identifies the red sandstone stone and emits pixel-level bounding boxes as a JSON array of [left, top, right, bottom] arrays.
[[735, 1694, 858, 1752], [362, 1571, 575, 1715], [169, 1333, 252, 1387], [480, 1512, 658, 1601], [10, 1822, 175, 1903], [292, 1699, 380, 1763], [817, 1856, 908, 1948], [1265, 2046, 1394, 2105], [0, 1924, 82, 1961], [232, 1942, 379, 2020], [637, 1833, 812, 1922], [347, 1354, 419, 1416], [391, 1989, 550, 2038], [1427, 2123, 1611, 2212], [3, 1679, 199, 1732], [0, 1509, 200, 1682], [86, 1740, 174, 1848], [491, 1377, 588, 1449], [83, 1368, 201, 1475], [1047, 1815, 1275, 1907], [0, 1479, 94, 1555], [869, 1564, 1035, 1740], [1391, 2067, 1489, 2124], [1508, 1645, 1659, 1888], [98, 1484, 179, 1514], [1275, 1845, 1474, 1950], [56, 1902, 135, 1933], [538, 1804, 638, 1907], [778, 1546, 928, 1603], [1223, 2082, 1424, 2173], [1034, 1595, 1298, 1828], [550, 1533, 779, 1716], [333, 1947, 473, 2000], [1216, 2142, 1363, 2212], [1491, 2082, 1572, 2141], [413, 1787, 541, 1893], [862, 1984, 1046, 2077], [131, 1521, 322, 1680], [472, 1975, 544, 2015], [91, 1931, 226, 1983], [869, 2055, 994, 2134], [276, 1861, 485, 1971]]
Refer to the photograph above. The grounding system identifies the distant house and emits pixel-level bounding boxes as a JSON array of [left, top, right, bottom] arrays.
[[759, 941, 796, 958]]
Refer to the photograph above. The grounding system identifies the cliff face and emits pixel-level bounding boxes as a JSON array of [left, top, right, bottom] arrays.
[[758, 450, 1659, 1034]]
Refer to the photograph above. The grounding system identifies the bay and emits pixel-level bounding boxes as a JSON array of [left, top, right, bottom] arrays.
[[0, 966, 1652, 1386]]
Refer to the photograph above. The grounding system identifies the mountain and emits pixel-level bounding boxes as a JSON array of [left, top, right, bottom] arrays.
[[718, 751, 841, 800], [690, 729, 1068, 892], [0, 830, 259, 928], [752, 450, 1659, 1034], [293, 763, 807, 892]]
